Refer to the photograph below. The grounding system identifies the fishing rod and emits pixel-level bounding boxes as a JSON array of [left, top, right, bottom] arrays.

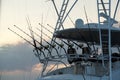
[[36, 27, 67, 54], [47, 24, 83, 48], [47, 24, 54, 30], [47, 24, 85, 49], [39, 23, 85, 49], [8, 28, 47, 61], [38, 23, 69, 45], [84, 6, 96, 53], [30, 29, 61, 58], [8, 28, 34, 48], [26, 17, 47, 57], [48, 24, 78, 47], [13, 25, 53, 58], [26, 17, 42, 60], [39, 23, 70, 56], [39, 23, 53, 34]]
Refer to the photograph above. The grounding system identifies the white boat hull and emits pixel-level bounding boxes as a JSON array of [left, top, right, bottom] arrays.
[[38, 69, 120, 80]]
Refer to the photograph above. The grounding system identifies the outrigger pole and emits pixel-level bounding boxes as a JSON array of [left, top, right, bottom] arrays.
[[97, 0, 112, 80], [108, 0, 112, 80]]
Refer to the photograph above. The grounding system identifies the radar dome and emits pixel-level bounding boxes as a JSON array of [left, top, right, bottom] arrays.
[[75, 19, 84, 28]]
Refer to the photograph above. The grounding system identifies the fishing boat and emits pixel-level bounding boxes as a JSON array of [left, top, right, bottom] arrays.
[[9, 0, 120, 80], [37, 0, 120, 80]]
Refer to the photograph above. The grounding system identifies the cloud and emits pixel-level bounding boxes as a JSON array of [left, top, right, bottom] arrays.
[[0, 42, 39, 72]]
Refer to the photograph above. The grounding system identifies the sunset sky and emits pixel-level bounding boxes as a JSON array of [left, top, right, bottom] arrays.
[[0, 0, 120, 80]]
